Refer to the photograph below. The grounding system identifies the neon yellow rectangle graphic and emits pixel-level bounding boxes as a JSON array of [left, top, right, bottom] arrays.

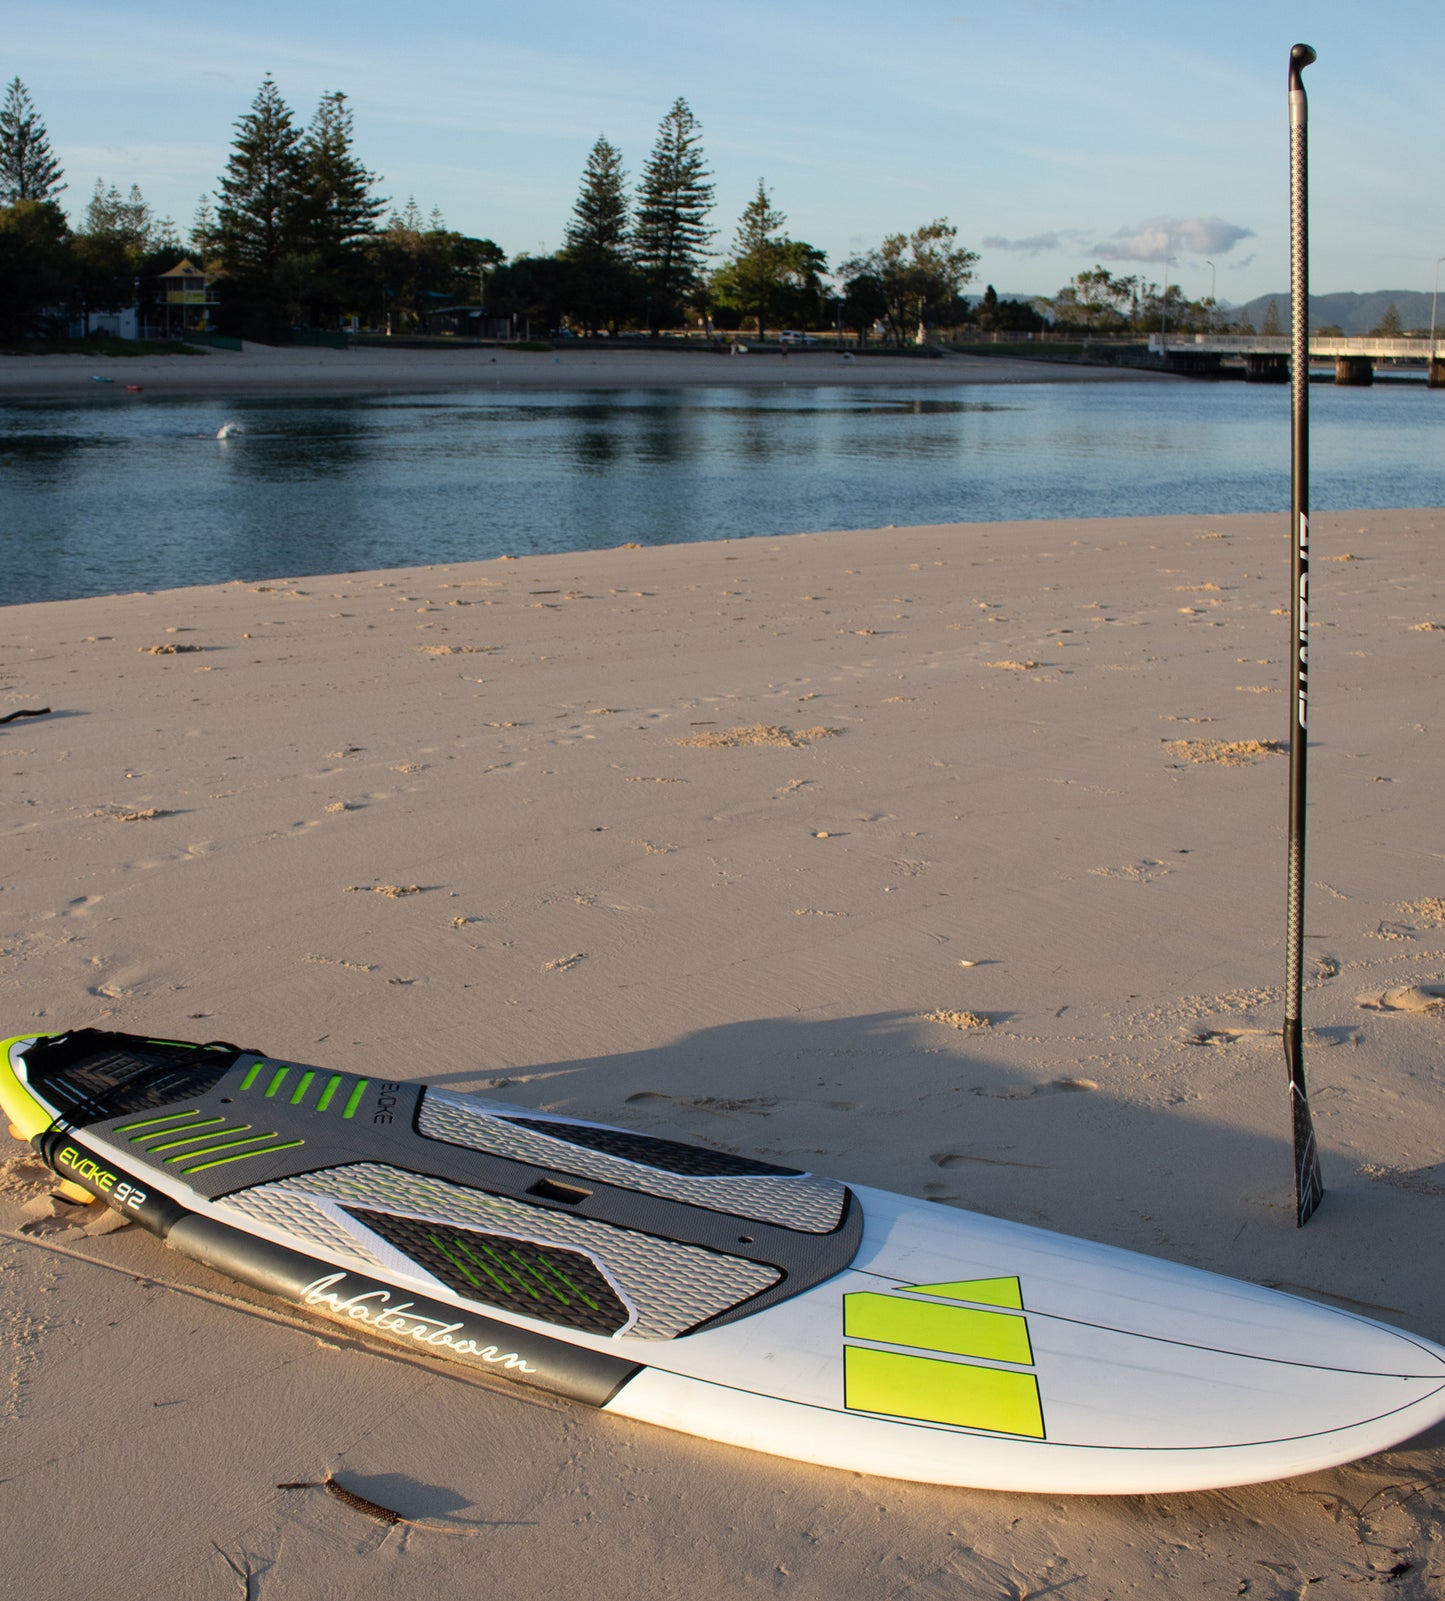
[[844, 1293, 1033, 1366], [905, 1276, 1023, 1310], [844, 1346, 1045, 1438]]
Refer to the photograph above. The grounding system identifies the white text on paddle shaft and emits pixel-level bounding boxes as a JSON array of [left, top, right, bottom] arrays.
[[300, 1274, 538, 1371], [1296, 512, 1309, 730]]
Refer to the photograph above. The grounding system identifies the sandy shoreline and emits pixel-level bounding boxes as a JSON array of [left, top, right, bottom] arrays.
[[0, 341, 1168, 399], [3, 508, 1444, 1597]]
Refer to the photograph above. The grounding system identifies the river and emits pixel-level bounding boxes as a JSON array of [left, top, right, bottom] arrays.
[[1, 378, 1440, 605]]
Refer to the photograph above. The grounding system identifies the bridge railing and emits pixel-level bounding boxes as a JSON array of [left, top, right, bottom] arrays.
[[1153, 334, 1440, 357]]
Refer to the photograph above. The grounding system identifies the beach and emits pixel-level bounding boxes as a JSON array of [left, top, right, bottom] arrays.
[[0, 339, 1165, 398], [3, 494, 1444, 1597]]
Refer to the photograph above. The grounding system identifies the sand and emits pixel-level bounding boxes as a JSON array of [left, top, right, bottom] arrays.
[[3, 501, 1445, 1597], [0, 339, 1165, 398]]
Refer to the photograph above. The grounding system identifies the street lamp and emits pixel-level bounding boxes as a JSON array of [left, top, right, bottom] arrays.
[[1431, 255, 1445, 361], [1159, 258, 1177, 348]]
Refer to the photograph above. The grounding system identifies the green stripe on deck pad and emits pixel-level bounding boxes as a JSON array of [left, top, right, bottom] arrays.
[[115, 1109, 211, 1134], [181, 1139, 305, 1173]]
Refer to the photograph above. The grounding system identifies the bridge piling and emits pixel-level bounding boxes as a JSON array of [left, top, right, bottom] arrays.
[[1334, 356, 1373, 386], [1244, 354, 1289, 383]]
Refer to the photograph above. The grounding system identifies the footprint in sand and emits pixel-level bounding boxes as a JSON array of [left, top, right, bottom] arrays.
[[1361, 1163, 1445, 1201], [673, 724, 841, 749], [0, 1153, 58, 1200], [1162, 738, 1285, 766], [1088, 860, 1169, 884], [624, 1092, 779, 1115], [924, 1009, 992, 1031], [931, 1151, 1047, 1170], [1397, 897, 1445, 929], [970, 1078, 1098, 1100], [1357, 985, 1445, 1015]]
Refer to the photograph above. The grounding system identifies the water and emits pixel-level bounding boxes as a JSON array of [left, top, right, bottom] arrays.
[[1, 379, 1441, 605]]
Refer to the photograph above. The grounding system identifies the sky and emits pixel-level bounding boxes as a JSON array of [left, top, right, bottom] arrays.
[[5, 0, 1439, 308]]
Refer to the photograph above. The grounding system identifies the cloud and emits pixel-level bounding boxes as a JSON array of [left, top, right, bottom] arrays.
[[982, 229, 1090, 255], [1093, 216, 1255, 262], [982, 232, 1063, 254]]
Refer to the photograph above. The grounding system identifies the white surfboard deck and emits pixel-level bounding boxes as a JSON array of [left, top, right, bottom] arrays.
[[604, 1185, 1445, 1493]]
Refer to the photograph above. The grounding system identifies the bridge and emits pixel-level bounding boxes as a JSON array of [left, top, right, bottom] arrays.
[[1147, 333, 1445, 386]]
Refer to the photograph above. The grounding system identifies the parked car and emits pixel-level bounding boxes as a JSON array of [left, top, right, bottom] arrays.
[[778, 330, 819, 346]]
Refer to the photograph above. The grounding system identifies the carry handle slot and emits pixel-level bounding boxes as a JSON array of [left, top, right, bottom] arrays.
[[526, 1177, 593, 1206]]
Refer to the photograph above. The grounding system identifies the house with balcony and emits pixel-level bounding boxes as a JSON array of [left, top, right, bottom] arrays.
[[158, 258, 219, 334]]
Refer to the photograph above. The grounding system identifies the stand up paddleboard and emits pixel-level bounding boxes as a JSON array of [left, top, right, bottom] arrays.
[[5, 1027, 1445, 1496]]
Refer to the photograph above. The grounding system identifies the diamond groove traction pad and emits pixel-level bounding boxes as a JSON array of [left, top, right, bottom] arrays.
[[20, 1030, 861, 1337]]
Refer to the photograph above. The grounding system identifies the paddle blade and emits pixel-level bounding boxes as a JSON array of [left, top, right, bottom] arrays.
[[1288, 1045, 1324, 1227]]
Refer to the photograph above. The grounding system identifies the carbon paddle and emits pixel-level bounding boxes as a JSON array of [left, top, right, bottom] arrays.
[[1285, 42, 1324, 1227]]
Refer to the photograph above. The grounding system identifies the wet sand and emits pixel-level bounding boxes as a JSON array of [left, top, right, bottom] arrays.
[[0, 340, 1168, 398]]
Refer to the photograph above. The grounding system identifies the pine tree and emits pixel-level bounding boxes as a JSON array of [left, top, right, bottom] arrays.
[[83, 179, 123, 236], [72, 178, 169, 317], [190, 194, 219, 262], [632, 98, 713, 332], [724, 180, 786, 339], [561, 134, 635, 334], [0, 78, 64, 204], [565, 135, 629, 258], [216, 76, 305, 274], [299, 91, 384, 256], [712, 183, 827, 341], [82, 179, 158, 254]]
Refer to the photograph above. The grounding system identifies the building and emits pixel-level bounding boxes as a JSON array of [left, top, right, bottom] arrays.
[[158, 258, 219, 334]]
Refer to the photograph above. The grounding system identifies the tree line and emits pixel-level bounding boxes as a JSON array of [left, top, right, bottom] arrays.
[[1038, 264, 1276, 337], [8, 73, 1227, 348]]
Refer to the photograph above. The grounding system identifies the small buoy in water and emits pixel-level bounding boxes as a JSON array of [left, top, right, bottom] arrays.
[[125, 384, 143, 392], [216, 420, 243, 439]]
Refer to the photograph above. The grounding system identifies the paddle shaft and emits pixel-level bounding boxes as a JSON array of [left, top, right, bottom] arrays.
[[1285, 43, 1323, 1226]]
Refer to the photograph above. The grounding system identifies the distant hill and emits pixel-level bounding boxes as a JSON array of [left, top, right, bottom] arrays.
[[1227, 290, 1438, 334]]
